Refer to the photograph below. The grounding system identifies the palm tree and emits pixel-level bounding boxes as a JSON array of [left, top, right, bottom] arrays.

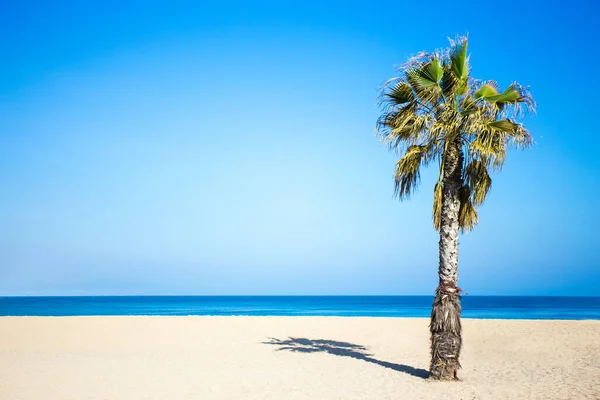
[[376, 37, 535, 380]]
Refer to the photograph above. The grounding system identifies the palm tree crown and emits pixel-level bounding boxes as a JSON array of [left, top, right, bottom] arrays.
[[376, 36, 535, 231]]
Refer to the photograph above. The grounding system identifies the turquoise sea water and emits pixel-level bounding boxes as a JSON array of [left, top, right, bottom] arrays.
[[1, 296, 599, 319]]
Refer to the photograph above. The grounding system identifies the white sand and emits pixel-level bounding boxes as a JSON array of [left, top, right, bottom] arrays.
[[1, 317, 599, 399]]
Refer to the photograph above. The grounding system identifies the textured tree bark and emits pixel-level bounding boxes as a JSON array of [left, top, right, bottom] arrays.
[[429, 137, 463, 381]]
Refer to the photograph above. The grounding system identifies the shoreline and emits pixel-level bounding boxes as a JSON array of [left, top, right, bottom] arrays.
[[3, 296, 598, 320], [1, 315, 599, 321]]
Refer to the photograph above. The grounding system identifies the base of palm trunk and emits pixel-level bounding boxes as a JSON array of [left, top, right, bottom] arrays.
[[429, 283, 462, 381]]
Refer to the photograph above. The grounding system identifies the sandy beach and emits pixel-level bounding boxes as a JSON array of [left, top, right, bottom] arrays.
[[0, 317, 599, 400]]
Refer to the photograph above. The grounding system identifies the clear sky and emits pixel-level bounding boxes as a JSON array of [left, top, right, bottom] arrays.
[[1, 0, 599, 296]]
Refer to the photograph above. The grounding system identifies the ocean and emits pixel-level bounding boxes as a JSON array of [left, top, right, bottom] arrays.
[[0, 296, 599, 319]]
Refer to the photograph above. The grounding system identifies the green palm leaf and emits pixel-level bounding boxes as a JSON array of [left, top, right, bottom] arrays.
[[450, 37, 468, 81], [407, 57, 443, 89], [488, 119, 519, 132], [485, 85, 522, 104], [441, 67, 458, 101], [386, 81, 414, 105], [474, 84, 498, 99]]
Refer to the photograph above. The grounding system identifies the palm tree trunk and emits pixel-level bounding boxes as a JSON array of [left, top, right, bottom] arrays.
[[430, 138, 463, 381]]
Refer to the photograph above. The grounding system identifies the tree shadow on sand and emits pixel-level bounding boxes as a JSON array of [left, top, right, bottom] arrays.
[[263, 337, 429, 379]]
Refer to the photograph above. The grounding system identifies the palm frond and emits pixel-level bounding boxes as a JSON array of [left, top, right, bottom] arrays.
[[488, 119, 519, 131], [469, 130, 506, 171], [499, 83, 536, 118], [485, 85, 521, 104], [458, 186, 478, 231], [449, 36, 469, 95], [464, 160, 492, 206], [386, 81, 414, 106], [474, 82, 499, 99], [386, 113, 429, 151], [474, 81, 536, 119], [488, 119, 532, 147], [459, 94, 482, 116], [376, 100, 430, 152], [406, 57, 445, 107], [394, 144, 433, 199], [432, 180, 443, 230], [441, 67, 461, 103]]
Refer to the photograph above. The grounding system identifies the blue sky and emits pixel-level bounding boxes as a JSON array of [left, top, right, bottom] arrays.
[[1, 0, 598, 296]]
